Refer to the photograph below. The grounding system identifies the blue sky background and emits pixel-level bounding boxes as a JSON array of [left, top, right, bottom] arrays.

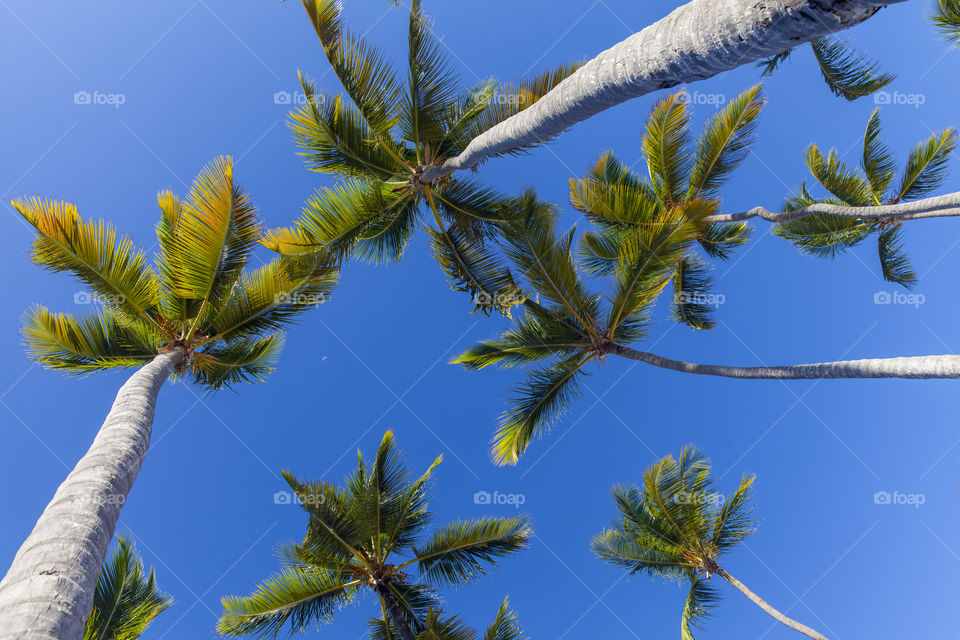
[[1, 1, 958, 638]]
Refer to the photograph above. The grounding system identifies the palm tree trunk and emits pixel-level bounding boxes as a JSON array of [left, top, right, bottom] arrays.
[[377, 585, 417, 640], [703, 191, 960, 224], [610, 344, 960, 379], [421, 0, 902, 182], [715, 567, 828, 640], [0, 348, 184, 640]]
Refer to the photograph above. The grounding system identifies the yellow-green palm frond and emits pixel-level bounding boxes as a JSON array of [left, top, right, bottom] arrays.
[[710, 474, 756, 553], [897, 126, 957, 202], [483, 598, 527, 640], [413, 516, 532, 587], [353, 191, 421, 264], [14, 198, 160, 328], [492, 353, 591, 466], [569, 160, 661, 232], [687, 84, 765, 200], [23, 305, 160, 374], [680, 574, 722, 640], [190, 333, 285, 390], [804, 145, 873, 206], [672, 254, 715, 330], [861, 108, 897, 202], [299, 0, 403, 137], [809, 37, 895, 101], [642, 92, 692, 205], [931, 0, 960, 46]]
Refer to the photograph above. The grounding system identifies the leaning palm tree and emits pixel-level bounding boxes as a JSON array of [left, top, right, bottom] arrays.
[[593, 447, 827, 640], [84, 537, 172, 640], [453, 94, 960, 465], [420, 0, 905, 182], [218, 430, 531, 640], [0, 157, 338, 640], [265, 0, 577, 315]]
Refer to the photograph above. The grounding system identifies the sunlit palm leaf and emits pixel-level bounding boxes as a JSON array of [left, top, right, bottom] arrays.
[[403, 0, 460, 147], [861, 108, 896, 202], [483, 598, 527, 640], [897, 127, 957, 202], [414, 516, 531, 587], [642, 92, 692, 204], [805, 145, 873, 206], [931, 0, 960, 46]]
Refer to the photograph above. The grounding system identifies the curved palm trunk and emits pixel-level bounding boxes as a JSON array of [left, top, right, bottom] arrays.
[[422, 0, 902, 182], [610, 344, 960, 379], [716, 567, 827, 640], [377, 586, 417, 640], [703, 191, 960, 224], [0, 348, 183, 640]]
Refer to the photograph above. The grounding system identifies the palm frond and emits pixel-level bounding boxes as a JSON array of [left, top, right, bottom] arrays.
[[403, 0, 460, 147], [697, 222, 749, 260], [810, 37, 895, 100], [774, 213, 872, 258], [680, 574, 721, 640], [642, 92, 692, 204], [569, 168, 661, 232], [931, 0, 960, 47], [414, 516, 531, 587], [23, 306, 159, 374], [434, 178, 509, 236], [805, 145, 873, 206], [14, 198, 159, 326], [189, 333, 284, 390], [492, 354, 590, 465], [710, 474, 756, 553], [687, 84, 764, 199], [483, 598, 527, 640], [877, 225, 917, 288], [591, 527, 690, 576], [672, 254, 715, 330], [282, 471, 367, 561], [861, 108, 897, 202], [755, 49, 792, 76], [897, 127, 957, 201]]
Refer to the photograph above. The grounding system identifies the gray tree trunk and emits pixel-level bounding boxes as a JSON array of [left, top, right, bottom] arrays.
[[716, 567, 828, 640], [422, 0, 903, 182], [610, 344, 960, 379], [704, 191, 960, 224], [0, 348, 184, 640]]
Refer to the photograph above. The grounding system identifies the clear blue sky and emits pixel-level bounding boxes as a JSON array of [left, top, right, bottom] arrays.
[[1, 1, 958, 638]]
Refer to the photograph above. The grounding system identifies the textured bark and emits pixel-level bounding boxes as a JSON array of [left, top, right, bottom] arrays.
[[716, 567, 828, 640], [703, 191, 960, 224], [0, 349, 183, 640], [422, 0, 903, 182], [377, 585, 416, 640], [611, 344, 960, 379]]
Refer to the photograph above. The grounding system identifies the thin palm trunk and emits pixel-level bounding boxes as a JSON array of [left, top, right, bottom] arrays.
[[0, 348, 184, 640], [703, 191, 960, 224], [377, 585, 417, 640], [610, 344, 960, 379], [716, 567, 827, 640], [422, 0, 902, 182]]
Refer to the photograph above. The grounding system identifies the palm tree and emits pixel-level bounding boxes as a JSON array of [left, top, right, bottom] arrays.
[[265, 0, 577, 316], [593, 447, 828, 640], [0, 157, 338, 640], [218, 430, 531, 640], [452, 92, 960, 465], [84, 537, 172, 640], [369, 598, 529, 640], [773, 109, 957, 287], [420, 0, 903, 183]]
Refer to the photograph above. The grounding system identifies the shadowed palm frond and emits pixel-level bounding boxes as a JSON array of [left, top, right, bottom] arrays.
[[403, 0, 460, 148], [877, 225, 917, 287], [773, 212, 872, 258], [809, 37, 894, 100], [697, 222, 749, 260], [680, 574, 722, 640], [672, 254, 715, 330], [897, 127, 957, 201], [483, 598, 527, 640], [189, 333, 284, 390], [413, 517, 531, 587]]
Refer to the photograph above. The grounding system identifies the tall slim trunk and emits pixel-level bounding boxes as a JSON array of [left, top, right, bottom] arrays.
[[610, 344, 960, 379], [703, 191, 960, 224], [715, 567, 828, 640], [422, 0, 902, 182], [377, 584, 417, 640], [0, 348, 184, 640]]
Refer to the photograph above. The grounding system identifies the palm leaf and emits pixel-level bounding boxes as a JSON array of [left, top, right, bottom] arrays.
[[672, 254, 715, 330], [931, 0, 960, 47], [697, 222, 749, 260], [483, 598, 527, 640], [710, 474, 756, 553], [861, 108, 897, 202], [755, 49, 792, 76], [413, 516, 531, 587], [642, 92, 692, 204], [877, 225, 917, 288], [774, 213, 872, 258], [805, 145, 873, 206], [679, 574, 721, 640], [189, 333, 284, 390], [403, 0, 460, 147], [810, 37, 895, 100], [897, 127, 957, 201]]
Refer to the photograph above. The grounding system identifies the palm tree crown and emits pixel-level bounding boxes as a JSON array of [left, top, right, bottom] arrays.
[[218, 430, 531, 639], [84, 536, 172, 640], [263, 0, 578, 316], [16, 156, 337, 389]]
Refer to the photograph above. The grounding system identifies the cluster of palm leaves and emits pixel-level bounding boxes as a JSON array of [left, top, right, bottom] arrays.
[[262, 0, 579, 316], [217, 431, 531, 640], [17, 156, 338, 388], [775, 109, 957, 287]]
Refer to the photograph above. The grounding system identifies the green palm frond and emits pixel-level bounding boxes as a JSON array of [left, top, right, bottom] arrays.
[[862, 108, 897, 202], [217, 568, 359, 638], [805, 145, 873, 206], [931, 0, 960, 46], [282, 472, 366, 561], [578, 230, 624, 277], [774, 213, 872, 258], [483, 598, 527, 640], [434, 179, 509, 235], [403, 0, 460, 148], [290, 74, 401, 181], [809, 37, 895, 100], [697, 222, 749, 260], [680, 574, 721, 640], [84, 537, 172, 640], [710, 474, 756, 553], [353, 192, 421, 263], [687, 84, 764, 200], [386, 581, 439, 633], [672, 254, 715, 330], [23, 306, 159, 374], [493, 354, 590, 466], [590, 527, 690, 576], [299, 0, 403, 137], [642, 92, 692, 204], [897, 127, 957, 201], [189, 333, 284, 390], [878, 225, 917, 287], [755, 49, 792, 76], [569, 167, 661, 232], [413, 516, 531, 587], [14, 199, 160, 327]]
